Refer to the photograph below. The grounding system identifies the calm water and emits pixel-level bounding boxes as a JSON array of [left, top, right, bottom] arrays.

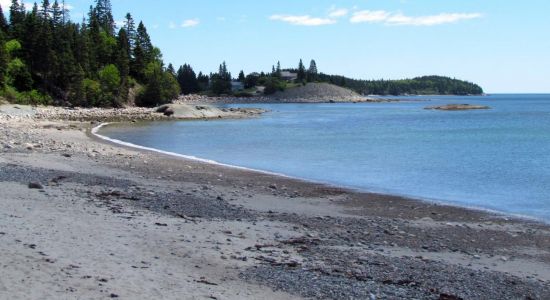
[[100, 94, 550, 221]]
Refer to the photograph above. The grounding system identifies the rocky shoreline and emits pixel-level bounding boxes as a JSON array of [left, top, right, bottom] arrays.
[[1, 106, 550, 299]]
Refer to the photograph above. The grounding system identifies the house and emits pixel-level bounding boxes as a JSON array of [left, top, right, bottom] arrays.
[[231, 80, 244, 91], [280, 71, 298, 82]]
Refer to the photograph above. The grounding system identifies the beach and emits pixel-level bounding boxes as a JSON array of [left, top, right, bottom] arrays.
[[1, 105, 550, 299]]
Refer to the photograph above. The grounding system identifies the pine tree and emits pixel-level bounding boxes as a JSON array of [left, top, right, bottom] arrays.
[[238, 70, 245, 83], [167, 63, 175, 75], [94, 0, 115, 34], [136, 21, 152, 61], [9, 0, 26, 39], [0, 34, 8, 87], [307, 59, 318, 82], [297, 59, 306, 83], [177, 64, 199, 95], [123, 13, 136, 50], [0, 6, 9, 34]]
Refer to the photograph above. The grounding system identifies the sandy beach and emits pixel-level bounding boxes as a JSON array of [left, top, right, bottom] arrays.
[[1, 105, 550, 299]]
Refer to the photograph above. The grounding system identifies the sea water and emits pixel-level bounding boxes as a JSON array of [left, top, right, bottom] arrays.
[[99, 94, 550, 221]]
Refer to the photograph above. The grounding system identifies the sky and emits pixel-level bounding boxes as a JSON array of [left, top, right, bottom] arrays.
[[2, 0, 550, 93]]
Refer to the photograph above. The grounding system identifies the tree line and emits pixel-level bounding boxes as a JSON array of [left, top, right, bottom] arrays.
[[316, 74, 484, 96], [0, 0, 179, 107]]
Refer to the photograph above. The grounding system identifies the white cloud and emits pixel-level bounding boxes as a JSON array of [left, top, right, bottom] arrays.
[[270, 14, 336, 26], [350, 10, 390, 23], [328, 8, 349, 18], [351, 10, 482, 26], [386, 13, 482, 26], [181, 18, 200, 28]]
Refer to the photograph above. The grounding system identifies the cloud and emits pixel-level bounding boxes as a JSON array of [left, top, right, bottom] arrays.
[[386, 13, 482, 26], [270, 14, 336, 26], [328, 8, 349, 18], [181, 18, 200, 28], [351, 10, 482, 26], [350, 10, 390, 23]]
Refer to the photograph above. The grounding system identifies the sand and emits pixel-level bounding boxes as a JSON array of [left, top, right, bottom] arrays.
[[1, 105, 550, 299]]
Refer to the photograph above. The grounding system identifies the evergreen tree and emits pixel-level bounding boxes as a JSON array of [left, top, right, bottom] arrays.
[[297, 59, 306, 83], [94, 0, 115, 34], [9, 0, 26, 39], [167, 63, 175, 75], [197, 71, 209, 91], [238, 70, 245, 83], [0, 34, 8, 87], [177, 64, 199, 95], [0, 6, 9, 34], [123, 13, 136, 50], [307, 59, 318, 82]]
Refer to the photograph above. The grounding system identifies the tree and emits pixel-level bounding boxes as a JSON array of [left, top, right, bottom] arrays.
[[94, 0, 115, 34], [0, 0, 198, 107], [0, 35, 8, 87], [210, 62, 231, 95], [98, 64, 120, 106], [297, 59, 306, 83], [197, 71, 209, 91], [307, 59, 318, 82], [177, 64, 199, 95], [0, 6, 9, 34], [238, 70, 245, 83], [123, 13, 136, 49]]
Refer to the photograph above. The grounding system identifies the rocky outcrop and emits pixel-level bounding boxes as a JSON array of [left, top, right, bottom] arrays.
[[155, 104, 265, 119], [425, 104, 490, 111]]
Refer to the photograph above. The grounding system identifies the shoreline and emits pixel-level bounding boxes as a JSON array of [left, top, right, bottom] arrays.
[[2, 105, 550, 299], [93, 121, 548, 226]]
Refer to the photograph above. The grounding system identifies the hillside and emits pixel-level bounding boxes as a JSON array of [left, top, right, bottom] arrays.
[[268, 83, 366, 102], [317, 74, 484, 96]]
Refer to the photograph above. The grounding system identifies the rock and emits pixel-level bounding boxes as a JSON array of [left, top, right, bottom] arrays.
[[163, 108, 175, 117], [425, 104, 490, 111], [28, 182, 44, 189], [62, 153, 72, 158], [24, 143, 34, 150]]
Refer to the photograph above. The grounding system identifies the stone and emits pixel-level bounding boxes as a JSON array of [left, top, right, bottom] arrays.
[[28, 182, 44, 189]]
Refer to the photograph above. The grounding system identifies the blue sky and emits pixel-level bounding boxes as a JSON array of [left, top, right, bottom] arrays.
[[2, 0, 550, 92]]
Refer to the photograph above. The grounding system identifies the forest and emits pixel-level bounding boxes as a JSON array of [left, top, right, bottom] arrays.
[[316, 74, 484, 96], [0, 0, 179, 107]]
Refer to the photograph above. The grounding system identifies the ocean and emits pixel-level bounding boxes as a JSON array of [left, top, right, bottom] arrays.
[[98, 94, 550, 221]]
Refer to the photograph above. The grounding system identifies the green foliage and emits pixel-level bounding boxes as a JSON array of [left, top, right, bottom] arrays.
[[210, 61, 232, 95], [0, 0, 174, 107], [316, 74, 484, 96], [82, 78, 102, 106], [7, 58, 32, 91], [177, 63, 200, 94], [5, 39, 21, 56], [1, 86, 52, 105], [263, 77, 286, 95], [136, 62, 178, 107], [98, 64, 121, 106], [297, 59, 306, 83], [307, 59, 318, 82]]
